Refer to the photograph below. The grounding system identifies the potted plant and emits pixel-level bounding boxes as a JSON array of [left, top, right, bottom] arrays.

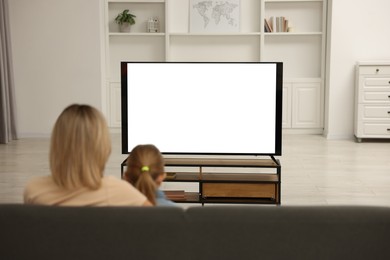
[[115, 9, 136, 32]]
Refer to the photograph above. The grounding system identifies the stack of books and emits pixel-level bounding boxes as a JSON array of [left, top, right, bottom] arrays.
[[265, 17, 289, 32]]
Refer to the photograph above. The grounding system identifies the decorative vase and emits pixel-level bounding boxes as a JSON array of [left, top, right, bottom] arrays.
[[119, 23, 131, 33]]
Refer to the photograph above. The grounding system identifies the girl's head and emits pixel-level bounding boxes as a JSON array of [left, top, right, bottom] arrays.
[[50, 104, 111, 190], [124, 144, 165, 205]]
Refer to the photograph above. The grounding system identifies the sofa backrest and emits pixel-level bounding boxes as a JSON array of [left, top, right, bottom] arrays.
[[0, 204, 188, 260], [1, 204, 390, 260], [186, 206, 390, 259]]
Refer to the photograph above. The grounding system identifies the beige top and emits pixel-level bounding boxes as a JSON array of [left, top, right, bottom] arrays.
[[24, 175, 147, 206]]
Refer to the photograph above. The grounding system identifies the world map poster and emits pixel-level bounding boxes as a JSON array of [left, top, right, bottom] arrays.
[[190, 0, 240, 33]]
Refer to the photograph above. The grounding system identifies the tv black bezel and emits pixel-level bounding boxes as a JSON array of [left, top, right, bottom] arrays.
[[121, 61, 283, 156]]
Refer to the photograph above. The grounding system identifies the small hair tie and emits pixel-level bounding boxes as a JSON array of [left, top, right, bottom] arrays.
[[141, 166, 150, 172]]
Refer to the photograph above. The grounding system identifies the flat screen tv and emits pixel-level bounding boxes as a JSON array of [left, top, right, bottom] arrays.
[[121, 62, 283, 156]]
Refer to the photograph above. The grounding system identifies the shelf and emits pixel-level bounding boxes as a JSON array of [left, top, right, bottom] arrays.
[[264, 32, 322, 36], [200, 197, 277, 204], [107, 1, 166, 34], [264, 1, 324, 33], [109, 32, 165, 36], [177, 192, 200, 203], [108, 0, 164, 3], [164, 172, 279, 183], [164, 191, 200, 203], [265, 0, 323, 2], [164, 158, 279, 168], [169, 33, 261, 37], [169, 192, 278, 204], [165, 172, 201, 182], [201, 173, 279, 182]]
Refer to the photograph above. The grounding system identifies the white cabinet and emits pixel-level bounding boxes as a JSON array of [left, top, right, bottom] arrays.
[[282, 83, 292, 128], [104, 0, 327, 132], [354, 62, 390, 141], [108, 82, 122, 128], [292, 81, 322, 128], [283, 80, 323, 129]]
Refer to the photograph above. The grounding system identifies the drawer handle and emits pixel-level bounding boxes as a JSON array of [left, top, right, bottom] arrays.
[[376, 68, 380, 73]]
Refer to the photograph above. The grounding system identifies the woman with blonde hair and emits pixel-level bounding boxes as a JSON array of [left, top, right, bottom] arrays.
[[124, 144, 175, 206], [24, 104, 151, 206]]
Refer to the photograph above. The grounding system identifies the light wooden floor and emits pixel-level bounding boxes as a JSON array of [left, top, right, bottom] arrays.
[[1, 134, 390, 206]]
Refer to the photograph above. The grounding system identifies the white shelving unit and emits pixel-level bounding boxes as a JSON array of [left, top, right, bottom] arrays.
[[104, 0, 327, 131]]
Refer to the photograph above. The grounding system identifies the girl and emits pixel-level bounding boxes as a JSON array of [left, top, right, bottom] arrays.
[[124, 144, 176, 206]]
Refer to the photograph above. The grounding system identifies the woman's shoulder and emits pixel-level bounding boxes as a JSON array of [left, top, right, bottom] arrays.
[[102, 175, 133, 187], [101, 175, 147, 205], [23, 175, 58, 204], [25, 175, 55, 188]]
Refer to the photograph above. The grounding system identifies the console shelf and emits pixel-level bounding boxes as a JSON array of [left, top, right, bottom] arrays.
[[163, 157, 281, 205]]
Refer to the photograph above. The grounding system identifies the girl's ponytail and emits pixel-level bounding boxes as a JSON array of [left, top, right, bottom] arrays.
[[135, 166, 157, 205]]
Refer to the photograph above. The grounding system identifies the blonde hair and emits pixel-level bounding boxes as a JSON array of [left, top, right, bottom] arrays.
[[50, 104, 111, 190], [124, 144, 164, 205]]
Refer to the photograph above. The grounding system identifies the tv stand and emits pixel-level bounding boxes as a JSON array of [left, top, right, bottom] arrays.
[[270, 155, 278, 165], [121, 156, 281, 205]]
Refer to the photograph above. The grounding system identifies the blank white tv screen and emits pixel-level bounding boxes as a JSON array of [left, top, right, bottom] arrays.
[[121, 62, 282, 156]]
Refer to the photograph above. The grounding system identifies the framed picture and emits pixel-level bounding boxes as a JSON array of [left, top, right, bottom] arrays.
[[190, 0, 240, 33]]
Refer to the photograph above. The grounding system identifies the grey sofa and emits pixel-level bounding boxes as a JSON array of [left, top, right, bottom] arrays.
[[1, 204, 390, 259]]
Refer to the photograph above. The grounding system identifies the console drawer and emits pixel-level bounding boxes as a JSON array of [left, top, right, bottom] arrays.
[[364, 78, 390, 87], [202, 183, 277, 199], [359, 66, 390, 75], [363, 123, 390, 135], [363, 92, 390, 102], [362, 105, 390, 119]]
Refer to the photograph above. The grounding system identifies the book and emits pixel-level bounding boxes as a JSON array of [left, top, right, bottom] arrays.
[[164, 190, 186, 201], [165, 172, 177, 180], [264, 18, 272, 32], [269, 16, 275, 32]]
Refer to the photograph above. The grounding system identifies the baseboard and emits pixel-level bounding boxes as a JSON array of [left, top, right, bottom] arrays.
[[323, 133, 355, 140], [282, 128, 324, 135]]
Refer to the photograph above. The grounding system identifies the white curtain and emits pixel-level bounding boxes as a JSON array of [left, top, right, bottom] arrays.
[[0, 0, 17, 144]]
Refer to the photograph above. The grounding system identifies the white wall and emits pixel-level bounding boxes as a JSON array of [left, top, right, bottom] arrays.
[[325, 0, 390, 139], [8, 0, 390, 138], [8, 0, 104, 137]]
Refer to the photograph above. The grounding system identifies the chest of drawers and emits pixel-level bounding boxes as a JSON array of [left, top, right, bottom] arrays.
[[354, 62, 390, 142]]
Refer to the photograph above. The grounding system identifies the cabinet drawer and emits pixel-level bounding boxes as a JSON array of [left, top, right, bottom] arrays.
[[359, 66, 390, 75], [362, 105, 390, 119], [202, 183, 277, 199], [363, 92, 390, 102], [363, 78, 390, 87], [363, 123, 390, 135]]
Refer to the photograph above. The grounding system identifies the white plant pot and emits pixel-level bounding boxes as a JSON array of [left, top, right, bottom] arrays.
[[119, 23, 131, 33]]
